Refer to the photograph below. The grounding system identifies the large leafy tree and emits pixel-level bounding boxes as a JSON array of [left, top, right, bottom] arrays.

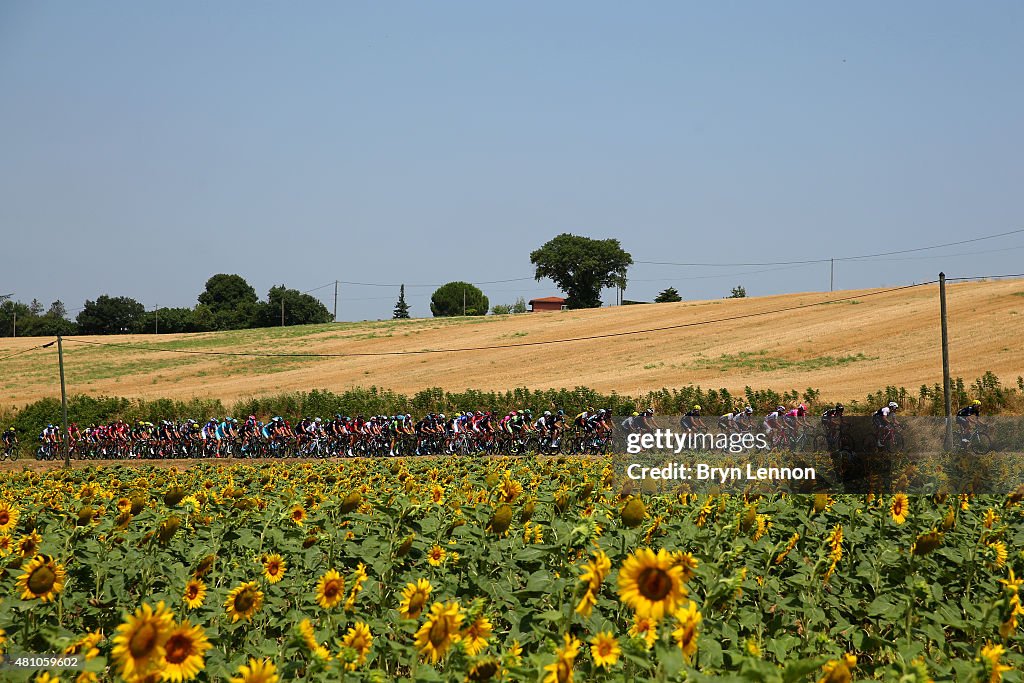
[[260, 286, 333, 326], [76, 295, 146, 334], [530, 234, 632, 309], [198, 274, 261, 329], [430, 282, 488, 317]]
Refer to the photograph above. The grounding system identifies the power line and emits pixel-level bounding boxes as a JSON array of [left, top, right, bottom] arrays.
[[635, 227, 1024, 267], [0, 341, 54, 362], [61, 281, 933, 359]]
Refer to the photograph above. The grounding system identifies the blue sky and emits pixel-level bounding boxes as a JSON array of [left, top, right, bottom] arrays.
[[1, 1, 1022, 320]]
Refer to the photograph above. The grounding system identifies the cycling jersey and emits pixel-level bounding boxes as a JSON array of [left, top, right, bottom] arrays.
[[957, 405, 980, 418]]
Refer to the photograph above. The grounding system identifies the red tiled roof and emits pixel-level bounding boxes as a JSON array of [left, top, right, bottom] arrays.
[[529, 297, 565, 304]]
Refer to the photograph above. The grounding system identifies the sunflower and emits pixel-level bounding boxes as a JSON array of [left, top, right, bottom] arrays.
[[399, 579, 433, 620], [414, 601, 464, 663], [298, 619, 331, 660], [890, 494, 909, 525], [17, 554, 67, 602], [0, 534, 12, 557], [628, 615, 658, 650], [229, 658, 279, 683], [542, 633, 581, 683], [339, 621, 373, 670], [0, 501, 19, 533], [64, 630, 103, 659], [505, 639, 523, 667], [462, 615, 492, 657], [262, 555, 286, 584], [979, 643, 1012, 683], [671, 551, 699, 582], [182, 578, 207, 610], [161, 620, 211, 682], [110, 601, 175, 682], [18, 531, 42, 557], [35, 674, 59, 683], [315, 569, 345, 610], [430, 485, 445, 504], [617, 547, 687, 620], [427, 544, 447, 566], [290, 505, 307, 526], [224, 581, 264, 623], [589, 631, 620, 669], [817, 653, 857, 683], [987, 541, 1008, 569], [672, 600, 702, 662]]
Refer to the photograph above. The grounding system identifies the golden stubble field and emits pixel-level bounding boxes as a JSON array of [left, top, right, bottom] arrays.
[[2, 280, 1023, 408]]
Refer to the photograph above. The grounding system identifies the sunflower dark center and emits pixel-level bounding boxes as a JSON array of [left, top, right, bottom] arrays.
[[164, 634, 192, 664], [129, 622, 159, 658], [28, 566, 56, 594], [0, 510, 10, 525], [428, 617, 450, 647], [234, 588, 256, 613], [637, 567, 672, 601], [324, 580, 341, 599]]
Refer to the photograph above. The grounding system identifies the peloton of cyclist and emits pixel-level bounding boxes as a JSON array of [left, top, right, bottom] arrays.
[[680, 405, 706, 434], [763, 406, 787, 444]]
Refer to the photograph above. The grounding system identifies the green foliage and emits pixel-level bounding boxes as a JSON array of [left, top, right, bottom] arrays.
[[491, 304, 513, 315], [0, 299, 77, 337], [655, 287, 683, 303], [729, 285, 747, 298], [530, 233, 633, 309], [512, 297, 528, 314], [76, 295, 147, 334], [261, 286, 333, 327], [393, 284, 411, 319], [197, 274, 262, 330], [430, 282, 488, 317], [140, 307, 202, 334]]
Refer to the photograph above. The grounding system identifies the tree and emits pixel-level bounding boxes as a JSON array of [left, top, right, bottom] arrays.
[[140, 307, 197, 334], [729, 286, 747, 299], [430, 282, 488, 317], [260, 286, 333, 327], [530, 233, 632, 309], [76, 295, 146, 334], [198, 274, 260, 329], [491, 304, 512, 315], [512, 297, 528, 314], [655, 287, 682, 303], [46, 300, 67, 319], [393, 285, 411, 319], [29, 299, 44, 316]]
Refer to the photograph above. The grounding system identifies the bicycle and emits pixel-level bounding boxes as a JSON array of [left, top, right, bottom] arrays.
[[952, 422, 993, 455]]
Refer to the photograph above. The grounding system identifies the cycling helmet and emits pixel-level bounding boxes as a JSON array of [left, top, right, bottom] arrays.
[[798, 404, 806, 411], [693, 405, 701, 411], [644, 408, 655, 416], [557, 409, 565, 416], [744, 406, 753, 415], [835, 403, 844, 411], [474, 411, 482, 416], [888, 402, 899, 410], [631, 411, 639, 417], [544, 411, 552, 417], [438, 414, 445, 420], [972, 399, 981, 406], [776, 406, 786, 413], [406, 414, 412, 419]]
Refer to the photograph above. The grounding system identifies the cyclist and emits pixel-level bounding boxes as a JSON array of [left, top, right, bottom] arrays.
[[821, 403, 845, 448], [956, 399, 982, 444], [784, 404, 809, 437], [872, 401, 900, 447], [680, 405, 706, 434], [2, 427, 17, 454], [719, 406, 754, 434], [763, 406, 787, 446]]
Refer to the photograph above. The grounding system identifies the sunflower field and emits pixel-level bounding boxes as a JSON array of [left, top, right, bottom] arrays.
[[0, 457, 1022, 683]]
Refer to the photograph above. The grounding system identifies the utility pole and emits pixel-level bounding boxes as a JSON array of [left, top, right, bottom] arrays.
[[463, 288, 466, 316], [830, 258, 834, 292], [333, 280, 338, 322], [939, 272, 952, 450], [155, 304, 159, 335], [280, 297, 285, 327], [12, 310, 15, 338], [57, 335, 70, 468]]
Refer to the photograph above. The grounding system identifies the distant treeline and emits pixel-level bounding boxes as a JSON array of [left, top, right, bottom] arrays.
[[0, 274, 331, 337], [3, 373, 1022, 444]]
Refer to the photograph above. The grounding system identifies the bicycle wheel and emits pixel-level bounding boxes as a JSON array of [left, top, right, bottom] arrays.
[[971, 433, 993, 455]]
